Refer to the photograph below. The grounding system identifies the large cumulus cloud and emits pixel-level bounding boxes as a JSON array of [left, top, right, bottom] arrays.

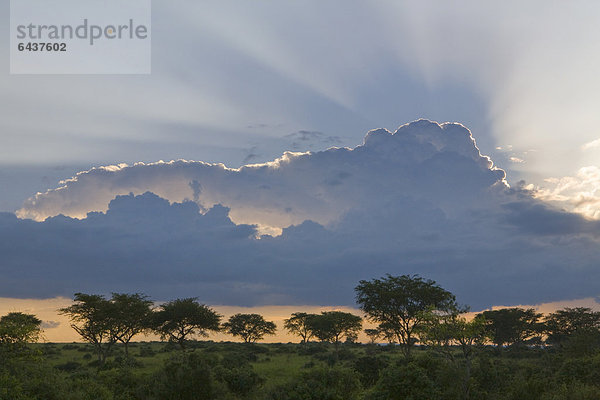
[[5, 120, 600, 309], [17, 120, 506, 232]]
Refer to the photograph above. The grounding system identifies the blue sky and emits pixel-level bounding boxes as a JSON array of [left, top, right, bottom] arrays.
[[2, 1, 600, 312]]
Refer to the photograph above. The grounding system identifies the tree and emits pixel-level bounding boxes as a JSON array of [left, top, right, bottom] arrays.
[[355, 274, 457, 357], [0, 312, 42, 350], [544, 307, 600, 353], [223, 314, 276, 343], [309, 311, 362, 355], [152, 298, 221, 350], [475, 308, 542, 348], [110, 293, 153, 357], [59, 293, 117, 363], [283, 312, 317, 343], [420, 307, 486, 400], [364, 329, 381, 344]]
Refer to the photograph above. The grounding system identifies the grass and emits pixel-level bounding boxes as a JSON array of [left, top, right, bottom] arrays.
[[31, 340, 384, 386]]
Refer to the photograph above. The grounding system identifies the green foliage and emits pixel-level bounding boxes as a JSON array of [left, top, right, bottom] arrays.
[[267, 367, 362, 400], [223, 314, 277, 343], [475, 308, 542, 348], [352, 355, 389, 387], [0, 312, 42, 353], [544, 307, 600, 355], [308, 311, 362, 347], [355, 274, 457, 356], [59, 293, 117, 363], [364, 362, 441, 400], [283, 312, 317, 343], [152, 298, 221, 350], [541, 382, 600, 400], [110, 293, 153, 356], [150, 352, 224, 400], [215, 362, 264, 397]]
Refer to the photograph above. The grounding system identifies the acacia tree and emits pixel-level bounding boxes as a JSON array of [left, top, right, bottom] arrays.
[[59, 293, 117, 363], [110, 293, 153, 357], [309, 311, 362, 356], [420, 307, 486, 400], [355, 274, 457, 357], [364, 328, 381, 344], [475, 308, 542, 348], [283, 312, 317, 343], [223, 314, 276, 343], [0, 312, 42, 351], [152, 298, 221, 350], [544, 307, 600, 353]]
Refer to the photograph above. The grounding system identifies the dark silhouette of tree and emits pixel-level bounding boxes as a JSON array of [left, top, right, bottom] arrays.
[[59, 293, 116, 363], [364, 328, 380, 344], [152, 298, 221, 350], [309, 311, 362, 356], [283, 312, 317, 343], [355, 274, 457, 357], [544, 307, 600, 353], [0, 312, 42, 350], [110, 293, 153, 357], [474, 308, 542, 348], [223, 314, 276, 343]]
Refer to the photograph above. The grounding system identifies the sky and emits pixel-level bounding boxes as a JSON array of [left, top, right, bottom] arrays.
[[2, 1, 600, 341]]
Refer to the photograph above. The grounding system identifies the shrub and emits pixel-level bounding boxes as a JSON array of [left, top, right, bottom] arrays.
[[364, 363, 441, 400], [267, 366, 362, 400], [352, 355, 389, 387], [150, 352, 227, 400]]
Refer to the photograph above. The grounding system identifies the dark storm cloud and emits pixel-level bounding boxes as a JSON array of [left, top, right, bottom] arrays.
[[4, 121, 600, 309]]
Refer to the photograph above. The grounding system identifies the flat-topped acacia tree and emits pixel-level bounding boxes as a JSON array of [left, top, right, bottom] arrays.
[[110, 293, 153, 357], [283, 312, 318, 344], [355, 274, 457, 357], [309, 311, 362, 357], [0, 312, 42, 351], [223, 314, 276, 343], [60, 292, 154, 362], [151, 298, 221, 350], [59, 293, 116, 363]]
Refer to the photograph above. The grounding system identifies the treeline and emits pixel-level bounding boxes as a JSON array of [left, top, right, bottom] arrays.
[[2, 275, 600, 359], [2, 274, 600, 399]]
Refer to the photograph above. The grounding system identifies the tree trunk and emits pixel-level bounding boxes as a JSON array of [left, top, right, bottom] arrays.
[[404, 333, 412, 358], [463, 357, 472, 400]]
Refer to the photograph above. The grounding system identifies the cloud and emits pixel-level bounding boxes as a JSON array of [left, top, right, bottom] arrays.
[[583, 138, 600, 151], [17, 120, 505, 232], [532, 166, 600, 219], [4, 120, 600, 309], [41, 321, 61, 329]]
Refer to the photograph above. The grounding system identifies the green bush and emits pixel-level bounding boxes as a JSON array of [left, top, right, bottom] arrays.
[[541, 382, 600, 400], [267, 366, 362, 400], [149, 352, 227, 400], [364, 363, 441, 400], [215, 363, 264, 397], [352, 355, 389, 387]]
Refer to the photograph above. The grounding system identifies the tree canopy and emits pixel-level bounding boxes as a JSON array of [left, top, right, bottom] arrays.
[[152, 298, 221, 350], [283, 312, 317, 343], [110, 293, 153, 356], [309, 311, 362, 347], [475, 308, 542, 348], [223, 314, 276, 343], [355, 274, 456, 356], [543, 307, 600, 354], [0, 312, 42, 349], [59, 293, 117, 363]]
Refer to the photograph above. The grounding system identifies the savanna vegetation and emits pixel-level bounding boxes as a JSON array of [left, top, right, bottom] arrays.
[[2, 275, 600, 400]]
